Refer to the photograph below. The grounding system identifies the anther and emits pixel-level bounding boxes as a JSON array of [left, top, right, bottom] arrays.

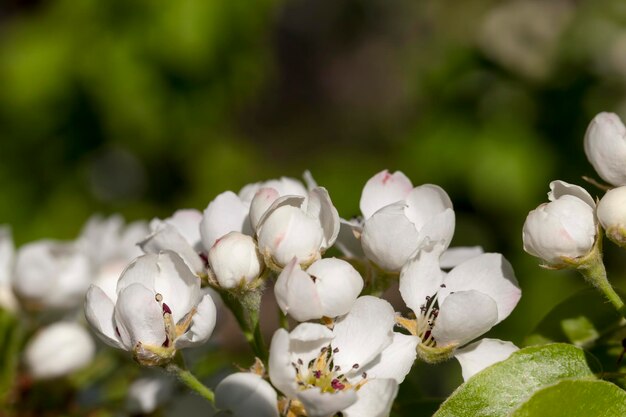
[[297, 358, 303, 365], [440, 284, 446, 288], [155, 293, 163, 302], [352, 363, 359, 369], [362, 372, 367, 379], [333, 347, 339, 353]]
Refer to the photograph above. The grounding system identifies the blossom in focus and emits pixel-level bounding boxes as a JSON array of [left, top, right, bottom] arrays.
[[356, 170, 455, 271], [453, 338, 519, 381], [584, 112, 626, 186], [208, 231, 264, 289], [12, 240, 92, 310], [256, 187, 340, 270], [274, 257, 363, 322], [85, 251, 216, 366], [140, 209, 206, 276], [215, 372, 279, 417], [522, 180, 597, 266], [597, 186, 626, 247], [268, 296, 417, 417], [24, 322, 96, 380], [398, 245, 521, 362]]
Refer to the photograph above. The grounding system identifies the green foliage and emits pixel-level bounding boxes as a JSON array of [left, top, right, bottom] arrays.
[[433, 344, 599, 417], [0, 309, 22, 404], [509, 380, 626, 417]]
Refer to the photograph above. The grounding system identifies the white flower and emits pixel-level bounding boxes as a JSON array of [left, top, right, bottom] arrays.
[[523, 180, 597, 266], [357, 170, 455, 271], [275, 257, 363, 321], [0, 226, 18, 312], [398, 246, 520, 361], [597, 186, 626, 246], [126, 375, 174, 414], [208, 231, 264, 289], [215, 372, 279, 417], [268, 296, 417, 417], [584, 112, 626, 186], [238, 176, 309, 206], [12, 240, 92, 310], [454, 338, 518, 381], [24, 322, 95, 380], [256, 187, 340, 270], [84, 251, 216, 366], [141, 209, 206, 276]]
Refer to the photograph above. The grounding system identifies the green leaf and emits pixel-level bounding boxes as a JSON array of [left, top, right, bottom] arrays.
[[510, 379, 626, 417], [524, 289, 622, 347], [433, 344, 598, 417]]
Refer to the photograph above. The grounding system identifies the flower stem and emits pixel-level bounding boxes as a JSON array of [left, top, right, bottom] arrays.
[[219, 288, 268, 361], [578, 249, 626, 319], [165, 361, 215, 405]]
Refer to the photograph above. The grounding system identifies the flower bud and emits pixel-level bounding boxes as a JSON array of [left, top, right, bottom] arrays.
[[24, 322, 95, 380], [584, 112, 626, 186], [597, 186, 626, 247], [274, 257, 364, 321], [208, 232, 264, 289], [523, 181, 597, 266], [249, 188, 279, 230]]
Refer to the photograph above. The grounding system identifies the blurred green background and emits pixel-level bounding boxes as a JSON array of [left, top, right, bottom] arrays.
[[2, 0, 626, 400]]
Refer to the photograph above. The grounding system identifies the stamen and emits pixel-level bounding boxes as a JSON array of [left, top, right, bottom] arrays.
[[331, 379, 345, 390], [352, 363, 359, 369]]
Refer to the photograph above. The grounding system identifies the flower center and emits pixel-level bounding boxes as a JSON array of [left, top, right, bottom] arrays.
[[292, 345, 367, 394]]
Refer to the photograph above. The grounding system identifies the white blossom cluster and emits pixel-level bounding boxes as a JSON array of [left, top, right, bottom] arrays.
[[3, 170, 524, 417], [523, 112, 626, 267]]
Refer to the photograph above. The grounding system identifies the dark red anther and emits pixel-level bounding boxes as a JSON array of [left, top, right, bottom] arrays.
[[313, 370, 322, 379], [162, 303, 172, 315], [424, 330, 431, 341], [115, 326, 121, 337], [331, 379, 345, 390]]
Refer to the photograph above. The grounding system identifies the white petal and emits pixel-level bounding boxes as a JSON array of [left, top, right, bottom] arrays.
[[209, 232, 263, 289], [404, 184, 453, 229], [432, 290, 498, 347], [174, 293, 217, 348], [239, 177, 307, 204], [357, 333, 418, 383], [548, 180, 596, 208], [274, 258, 324, 321], [332, 296, 395, 374], [152, 252, 201, 323], [114, 283, 166, 350], [399, 246, 445, 315], [297, 387, 357, 417], [334, 219, 365, 259], [439, 246, 484, 269], [199, 191, 251, 251], [359, 170, 413, 220], [139, 222, 205, 275], [454, 338, 519, 381], [0, 226, 15, 285], [361, 202, 420, 271], [307, 258, 363, 318], [306, 187, 340, 250], [164, 209, 203, 249], [24, 322, 95, 380], [598, 186, 626, 232], [84, 285, 124, 349], [289, 322, 335, 365], [440, 253, 521, 323], [215, 373, 279, 417], [249, 188, 280, 231], [126, 375, 174, 414], [268, 329, 298, 398], [584, 112, 626, 186], [255, 195, 306, 232], [342, 378, 398, 417]]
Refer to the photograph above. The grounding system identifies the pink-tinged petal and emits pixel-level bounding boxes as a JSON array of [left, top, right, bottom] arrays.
[[215, 373, 279, 417], [274, 258, 324, 321], [305, 187, 340, 250], [114, 283, 166, 350], [239, 177, 307, 204], [361, 202, 420, 272], [255, 195, 306, 232], [334, 218, 365, 259], [440, 253, 520, 323], [359, 170, 414, 220], [342, 378, 398, 417], [399, 246, 445, 315], [175, 293, 217, 348], [268, 329, 298, 398], [432, 290, 498, 347], [249, 188, 280, 231], [297, 387, 357, 417], [84, 285, 124, 349], [139, 222, 205, 275], [454, 338, 518, 381], [199, 191, 251, 251], [152, 251, 200, 323], [440, 246, 484, 269], [357, 333, 418, 384], [548, 180, 595, 208], [308, 258, 363, 318], [332, 296, 395, 374], [165, 209, 203, 249]]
